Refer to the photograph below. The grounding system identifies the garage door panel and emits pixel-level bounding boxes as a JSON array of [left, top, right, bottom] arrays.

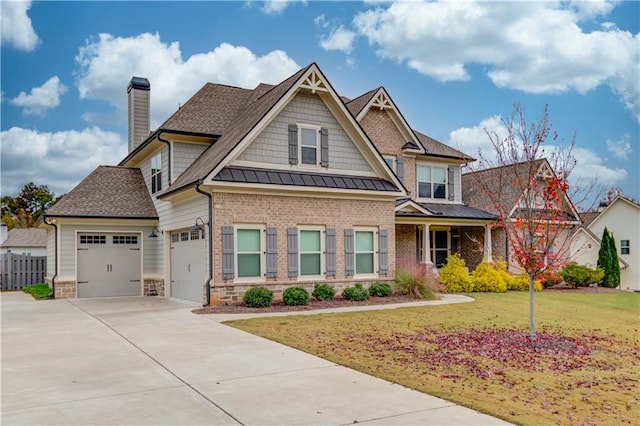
[[170, 230, 204, 303], [77, 233, 141, 298]]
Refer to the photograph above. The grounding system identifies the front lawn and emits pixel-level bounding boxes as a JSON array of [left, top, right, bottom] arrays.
[[227, 292, 640, 425]]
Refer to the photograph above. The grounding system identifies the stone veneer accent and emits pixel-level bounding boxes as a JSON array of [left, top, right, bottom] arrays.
[[144, 278, 165, 297], [45, 277, 77, 299]]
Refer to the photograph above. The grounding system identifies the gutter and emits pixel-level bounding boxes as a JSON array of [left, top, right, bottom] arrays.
[[195, 180, 213, 307], [43, 217, 58, 299], [157, 132, 172, 185]]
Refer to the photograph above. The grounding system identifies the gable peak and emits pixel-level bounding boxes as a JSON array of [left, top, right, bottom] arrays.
[[371, 89, 393, 111], [300, 69, 329, 94]]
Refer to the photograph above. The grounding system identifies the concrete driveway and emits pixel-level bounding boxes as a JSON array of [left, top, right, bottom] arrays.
[[1, 292, 509, 425]]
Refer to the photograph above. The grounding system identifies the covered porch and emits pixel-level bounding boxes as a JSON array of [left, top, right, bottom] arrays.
[[395, 199, 496, 276]]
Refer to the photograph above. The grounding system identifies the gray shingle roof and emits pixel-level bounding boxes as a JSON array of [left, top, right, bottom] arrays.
[[344, 88, 379, 117], [413, 130, 473, 160], [161, 64, 314, 196], [0, 228, 46, 248], [395, 199, 495, 220], [215, 166, 399, 192], [46, 166, 158, 219]]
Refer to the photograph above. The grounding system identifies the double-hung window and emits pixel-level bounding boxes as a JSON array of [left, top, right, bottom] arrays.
[[299, 125, 320, 165], [355, 228, 377, 276], [236, 227, 264, 279], [383, 155, 396, 172], [151, 153, 162, 193], [299, 228, 324, 277], [621, 240, 630, 255], [417, 164, 446, 200]]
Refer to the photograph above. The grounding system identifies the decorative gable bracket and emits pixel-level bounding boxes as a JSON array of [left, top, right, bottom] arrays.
[[300, 71, 329, 94], [371, 92, 393, 111]]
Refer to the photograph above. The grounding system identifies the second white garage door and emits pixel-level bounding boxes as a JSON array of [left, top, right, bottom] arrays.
[[170, 230, 205, 303]]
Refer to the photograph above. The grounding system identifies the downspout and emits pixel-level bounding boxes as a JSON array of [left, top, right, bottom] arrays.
[[157, 132, 172, 185], [44, 217, 58, 299], [195, 180, 213, 307]]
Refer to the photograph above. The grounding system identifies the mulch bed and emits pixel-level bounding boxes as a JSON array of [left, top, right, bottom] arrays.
[[193, 294, 424, 314], [193, 286, 627, 315]]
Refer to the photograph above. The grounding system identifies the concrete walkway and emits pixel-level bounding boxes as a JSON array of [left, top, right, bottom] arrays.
[[1, 292, 509, 425]]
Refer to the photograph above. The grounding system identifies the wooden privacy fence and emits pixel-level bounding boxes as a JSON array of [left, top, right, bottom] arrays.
[[0, 253, 47, 290]]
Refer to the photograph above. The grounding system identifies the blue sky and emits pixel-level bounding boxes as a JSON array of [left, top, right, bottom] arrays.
[[1, 0, 638, 207]]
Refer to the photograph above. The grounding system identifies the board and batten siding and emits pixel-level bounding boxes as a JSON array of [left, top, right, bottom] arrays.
[[236, 93, 372, 173], [173, 142, 208, 181]]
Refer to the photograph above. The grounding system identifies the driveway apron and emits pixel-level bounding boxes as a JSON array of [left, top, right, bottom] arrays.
[[1, 292, 509, 425]]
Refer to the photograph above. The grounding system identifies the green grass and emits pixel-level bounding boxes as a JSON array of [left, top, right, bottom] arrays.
[[227, 292, 640, 425], [22, 283, 52, 299]]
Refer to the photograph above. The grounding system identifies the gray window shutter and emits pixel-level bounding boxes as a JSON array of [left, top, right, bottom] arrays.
[[266, 227, 277, 278], [397, 157, 405, 182], [288, 124, 298, 165], [287, 227, 298, 277], [222, 226, 234, 280], [344, 228, 354, 277], [378, 229, 388, 275], [320, 127, 329, 167], [326, 228, 336, 277], [448, 167, 455, 201]]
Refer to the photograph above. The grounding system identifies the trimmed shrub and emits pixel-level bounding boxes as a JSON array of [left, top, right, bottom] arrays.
[[312, 283, 335, 300], [283, 286, 309, 306], [395, 269, 437, 299], [561, 264, 604, 288], [368, 281, 392, 297], [342, 283, 369, 301], [507, 274, 543, 292], [471, 262, 509, 293], [440, 254, 473, 293], [242, 286, 273, 308]]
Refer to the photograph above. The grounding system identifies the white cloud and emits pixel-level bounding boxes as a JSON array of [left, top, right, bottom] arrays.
[[74, 33, 300, 128], [260, 0, 305, 15], [320, 26, 357, 54], [9, 76, 68, 116], [0, 127, 126, 196], [352, 1, 640, 120], [449, 116, 627, 187], [606, 134, 633, 160], [0, 0, 39, 51], [314, 14, 329, 28]]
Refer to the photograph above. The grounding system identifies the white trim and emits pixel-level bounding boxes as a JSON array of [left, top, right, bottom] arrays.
[[298, 123, 322, 167], [354, 226, 378, 278], [383, 155, 396, 173], [298, 226, 325, 280], [395, 199, 432, 216], [415, 162, 448, 202], [233, 224, 266, 283]]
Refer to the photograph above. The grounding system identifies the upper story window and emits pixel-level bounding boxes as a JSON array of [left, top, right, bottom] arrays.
[[151, 153, 162, 193], [621, 240, 630, 255], [299, 125, 320, 165], [288, 123, 328, 168], [383, 155, 396, 172], [417, 164, 446, 199]]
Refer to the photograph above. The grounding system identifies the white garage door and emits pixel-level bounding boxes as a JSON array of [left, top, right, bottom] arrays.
[[77, 233, 142, 298], [170, 229, 205, 303]]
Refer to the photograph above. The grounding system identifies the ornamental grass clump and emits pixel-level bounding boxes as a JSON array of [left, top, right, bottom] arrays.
[[440, 254, 473, 293], [395, 268, 437, 299]]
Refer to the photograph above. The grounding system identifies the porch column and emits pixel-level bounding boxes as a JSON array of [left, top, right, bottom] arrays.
[[423, 224, 432, 265], [483, 224, 493, 263]]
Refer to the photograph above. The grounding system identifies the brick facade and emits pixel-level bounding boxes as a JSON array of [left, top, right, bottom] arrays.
[[210, 192, 396, 302]]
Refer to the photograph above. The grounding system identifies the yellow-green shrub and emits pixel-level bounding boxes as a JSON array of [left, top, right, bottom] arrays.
[[507, 274, 543, 291], [471, 262, 509, 293], [441, 254, 473, 292]]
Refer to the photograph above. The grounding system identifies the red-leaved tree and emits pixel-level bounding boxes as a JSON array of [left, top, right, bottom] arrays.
[[463, 104, 587, 340]]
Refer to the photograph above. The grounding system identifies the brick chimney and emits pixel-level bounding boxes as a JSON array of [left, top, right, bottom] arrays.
[[127, 77, 150, 153]]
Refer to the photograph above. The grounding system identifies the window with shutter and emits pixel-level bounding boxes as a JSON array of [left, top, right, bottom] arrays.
[[326, 228, 336, 277], [344, 228, 354, 277], [288, 124, 298, 165], [448, 167, 455, 201], [287, 227, 298, 277], [266, 227, 277, 278], [234, 225, 265, 281], [397, 157, 405, 182], [221, 226, 234, 280], [379, 229, 388, 275], [299, 227, 324, 277]]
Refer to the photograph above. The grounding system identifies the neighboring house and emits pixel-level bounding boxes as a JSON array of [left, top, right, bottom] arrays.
[[462, 159, 581, 273], [0, 228, 47, 256], [42, 63, 494, 302], [570, 196, 639, 291]]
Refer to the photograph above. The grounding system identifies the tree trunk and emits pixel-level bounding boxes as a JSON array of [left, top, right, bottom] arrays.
[[529, 273, 537, 340]]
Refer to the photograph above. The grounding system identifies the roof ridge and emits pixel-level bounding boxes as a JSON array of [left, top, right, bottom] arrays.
[[463, 158, 546, 175]]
